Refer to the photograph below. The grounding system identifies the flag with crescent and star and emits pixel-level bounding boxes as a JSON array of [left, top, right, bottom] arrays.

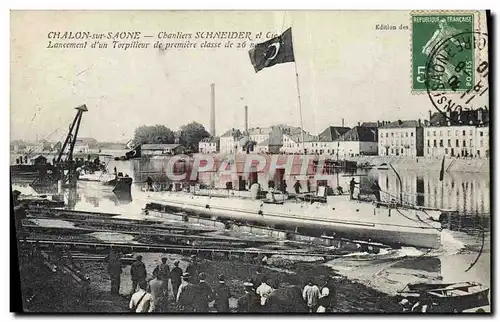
[[248, 27, 295, 73]]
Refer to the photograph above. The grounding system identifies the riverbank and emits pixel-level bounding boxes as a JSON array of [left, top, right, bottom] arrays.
[[18, 249, 400, 313]]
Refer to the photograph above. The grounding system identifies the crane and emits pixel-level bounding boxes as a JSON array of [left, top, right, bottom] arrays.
[[30, 104, 88, 188]]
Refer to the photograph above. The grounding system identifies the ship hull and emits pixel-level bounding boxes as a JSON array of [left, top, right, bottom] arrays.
[[148, 192, 443, 249]]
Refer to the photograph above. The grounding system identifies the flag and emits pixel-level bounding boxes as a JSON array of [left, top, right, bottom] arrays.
[[439, 156, 445, 181], [125, 145, 141, 159], [248, 28, 295, 73]]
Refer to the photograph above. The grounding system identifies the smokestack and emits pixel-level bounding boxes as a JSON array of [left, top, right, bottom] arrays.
[[210, 83, 215, 136], [428, 110, 432, 122], [342, 118, 345, 127], [244, 105, 249, 134]]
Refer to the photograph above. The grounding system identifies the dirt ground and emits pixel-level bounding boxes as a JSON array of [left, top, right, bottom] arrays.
[[17, 249, 400, 313]]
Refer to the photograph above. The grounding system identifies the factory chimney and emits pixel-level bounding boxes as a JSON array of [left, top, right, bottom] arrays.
[[210, 83, 215, 136], [244, 105, 249, 134], [342, 118, 345, 127]]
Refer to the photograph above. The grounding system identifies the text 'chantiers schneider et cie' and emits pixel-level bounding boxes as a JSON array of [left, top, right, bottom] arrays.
[[46, 31, 280, 50]]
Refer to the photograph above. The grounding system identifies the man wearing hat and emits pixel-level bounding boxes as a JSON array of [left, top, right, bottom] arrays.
[[195, 272, 214, 312], [214, 274, 231, 312], [105, 249, 123, 295], [177, 272, 197, 312], [185, 255, 198, 283], [170, 260, 183, 300], [130, 255, 147, 295], [237, 281, 260, 313]]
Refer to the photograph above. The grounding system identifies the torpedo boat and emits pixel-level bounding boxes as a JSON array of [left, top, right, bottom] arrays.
[[145, 187, 443, 249]]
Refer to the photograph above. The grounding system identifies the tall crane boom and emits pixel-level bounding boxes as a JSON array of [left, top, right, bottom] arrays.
[[56, 104, 88, 164]]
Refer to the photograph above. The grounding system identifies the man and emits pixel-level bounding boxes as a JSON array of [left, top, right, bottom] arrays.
[[237, 282, 260, 313], [185, 255, 198, 283], [213, 274, 231, 313], [306, 179, 311, 193], [317, 277, 336, 313], [129, 280, 153, 313], [149, 270, 168, 312], [255, 276, 274, 307], [349, 178, 359, 200], [106, 249, 122, 295], [130, 255, 147, 295], [251, 267, 264, 289], [170, 260, 183, 300], [177, 272, 197, 312], [293, 180, 302, 194], [146, 176, 154, 191], [195, 272, 214, 312], [154, 257, 170, 282], [372, 181, 381, 202], [303, 281, 320, 313]]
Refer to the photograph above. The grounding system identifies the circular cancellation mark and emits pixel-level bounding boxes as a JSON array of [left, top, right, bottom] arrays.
[[424, 31, 489, 125]]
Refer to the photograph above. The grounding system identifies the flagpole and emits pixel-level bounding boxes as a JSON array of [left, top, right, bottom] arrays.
[[288, 19, 306, 154], [293, 62, 306, 153]]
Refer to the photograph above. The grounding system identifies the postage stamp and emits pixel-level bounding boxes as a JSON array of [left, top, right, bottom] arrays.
[[411, 13, 475, 92]]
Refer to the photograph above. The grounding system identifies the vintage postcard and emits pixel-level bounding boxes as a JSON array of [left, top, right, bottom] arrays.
[[10, 10, 491, 314]]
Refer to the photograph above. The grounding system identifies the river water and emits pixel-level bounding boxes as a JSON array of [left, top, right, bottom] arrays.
[[11, 154, 491, 311]]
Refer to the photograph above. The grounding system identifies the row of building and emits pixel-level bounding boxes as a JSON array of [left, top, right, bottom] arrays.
[[199, 108, 490, 158]]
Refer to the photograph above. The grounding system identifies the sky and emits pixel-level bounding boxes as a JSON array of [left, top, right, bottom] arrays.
[[10, 10, 488, 142]]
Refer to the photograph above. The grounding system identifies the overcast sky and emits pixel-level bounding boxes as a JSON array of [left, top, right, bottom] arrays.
[[10, 10, 488, 142]]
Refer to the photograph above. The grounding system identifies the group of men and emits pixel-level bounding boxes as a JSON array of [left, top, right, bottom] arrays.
[[108, 252, 337, 313]]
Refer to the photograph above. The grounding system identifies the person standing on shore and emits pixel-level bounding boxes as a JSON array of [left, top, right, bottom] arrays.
[[105, 249, 122, 295], [195, 272, 214, 312], [237, 282, 260, 313], [177, 273, 197, 312], [170, 260, 183, 300], [153, 257, 170, 282], [317, 277, 336, 313], [149, 271, 168, 312], [302, 280, 320, 313], [251, 267, 264, 289], [213, 274, 231, 312], [129, 281, 153, 313], [130, 255, 147, 295], [185, 255, 198, 283]]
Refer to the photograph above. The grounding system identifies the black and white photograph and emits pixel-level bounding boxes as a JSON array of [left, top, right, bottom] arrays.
[[9, 9, 492, 314]]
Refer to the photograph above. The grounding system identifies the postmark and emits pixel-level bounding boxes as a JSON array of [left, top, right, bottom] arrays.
[[424, 31, 489, 125], [412, 13, 475, 92]]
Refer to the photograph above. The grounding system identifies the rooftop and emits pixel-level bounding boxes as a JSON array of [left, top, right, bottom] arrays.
[[379, 120, 420, 129], [317, 126, 351, 142], [338, 126, 378, 142]]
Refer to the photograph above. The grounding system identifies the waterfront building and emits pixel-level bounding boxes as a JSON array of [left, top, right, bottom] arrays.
[[280, 128, 315, 154], [74, 140, 90, 154], [219, 128, 242, 154], [248, 127, 272, 145], [378, 120, 424, 157], [254, 128, 283, 154], [336, 126, 378, 158], [304, 126, 350, 155], [141, 143, 187, 156], [424, 109, 490, 158], [198, 137, 220, 154]]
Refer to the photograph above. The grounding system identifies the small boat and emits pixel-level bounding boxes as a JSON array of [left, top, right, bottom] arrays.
[[397, 282, 490, 312], [78, 171, 132, 193]]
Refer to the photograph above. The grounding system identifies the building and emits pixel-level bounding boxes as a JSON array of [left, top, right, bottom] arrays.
[[254, 128, 284, 154], [248, 127, 272, 145], [219, 128, 242, 154], [337, 126, 378, 157], [304, 126, 350, 155], [378, 120, 424, 157], [424, 109, 490, 158], [141, 144, 187, 156], [280, 127, 315, 154], [198, 137, 220, 153]]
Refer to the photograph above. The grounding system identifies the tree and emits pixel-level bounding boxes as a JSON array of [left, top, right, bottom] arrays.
[[132, 125, 175, 146], [178, 122, 210, 152]]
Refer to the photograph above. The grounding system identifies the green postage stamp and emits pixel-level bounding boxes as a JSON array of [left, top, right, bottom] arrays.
[[412, 13, 475, 92]]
